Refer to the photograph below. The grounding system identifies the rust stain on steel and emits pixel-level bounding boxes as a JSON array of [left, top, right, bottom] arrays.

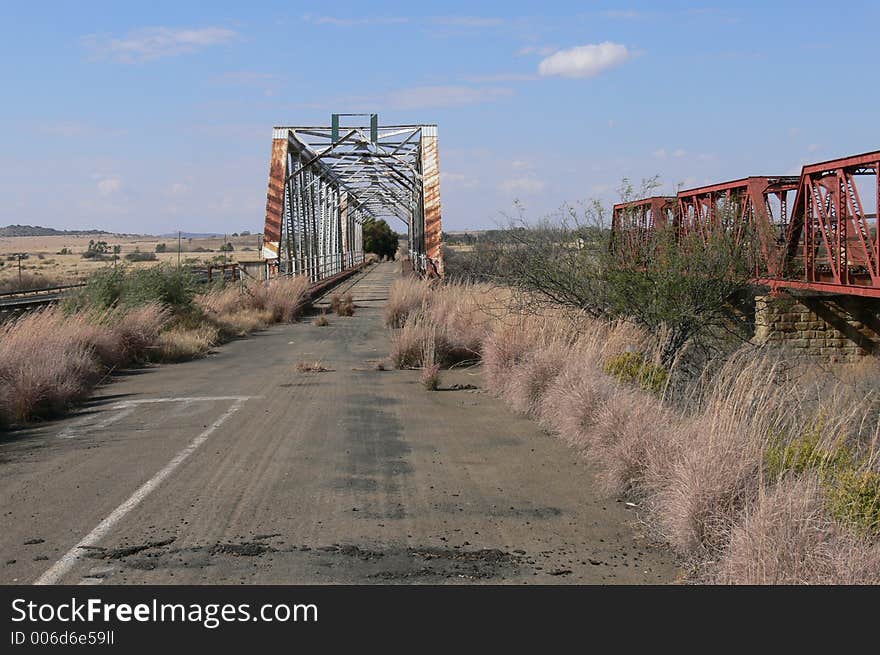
[[263, 136, 288, 260], [611, 149, 880, 298], [421, 131, 444, 276]]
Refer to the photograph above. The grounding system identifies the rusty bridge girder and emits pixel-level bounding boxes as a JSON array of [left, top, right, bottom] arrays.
[[612, 149, 880, 298], [262, 115, 444, 281]]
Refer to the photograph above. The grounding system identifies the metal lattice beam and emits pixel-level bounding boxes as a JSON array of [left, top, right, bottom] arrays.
[[611, 150, 880, 297], [262, 116, 444, 279]]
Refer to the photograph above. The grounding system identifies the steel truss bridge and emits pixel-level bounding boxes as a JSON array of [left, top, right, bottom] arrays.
[[262, 114, 443, 281], [612, 150, 880, 298]]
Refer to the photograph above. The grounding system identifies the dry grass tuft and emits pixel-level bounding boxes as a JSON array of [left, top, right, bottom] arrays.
[[336, 293, 355, 316], [390, 311, 448, 369], [421, 364, 441, 390], [265, 276, 310, 322], [314, 313, 330, 327], [506, 342, 568, 417], [714, 475, 880, 584], [0, 311, 98, 425], [115, 303, 170, 360], [0, 304, 173, 425], [155, 325, 218, 362], [384, 278, 432, 328]]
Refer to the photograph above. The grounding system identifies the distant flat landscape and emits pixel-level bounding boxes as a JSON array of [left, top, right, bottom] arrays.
[[0, 226, 263, 288]]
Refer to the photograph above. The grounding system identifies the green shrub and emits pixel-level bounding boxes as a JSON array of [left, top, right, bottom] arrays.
[[764, 421, 852, 481], [122, 265, 196, 311], [603, 351, 668, 393], [65, 268, 125, 310], [64, 265, 196, 313], [764, 421, 880, 537], [827, 469, 880, 537]]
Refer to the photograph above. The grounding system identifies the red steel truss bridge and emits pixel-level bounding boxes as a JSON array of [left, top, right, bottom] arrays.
[[262, 114, 443, 280], [612, 150, 880, 298]]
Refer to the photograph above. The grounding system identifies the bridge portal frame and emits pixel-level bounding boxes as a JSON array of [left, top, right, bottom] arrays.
[[262, 117, 443, 281]]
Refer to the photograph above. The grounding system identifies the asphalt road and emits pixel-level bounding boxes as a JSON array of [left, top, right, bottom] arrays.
[[0, 263, 677, 584]]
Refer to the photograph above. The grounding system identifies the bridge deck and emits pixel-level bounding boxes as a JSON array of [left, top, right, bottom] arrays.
[[0, 263, 674, 585]]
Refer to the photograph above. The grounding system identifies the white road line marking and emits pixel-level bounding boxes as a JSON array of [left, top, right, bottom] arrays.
[[58, 407, 136, 439], [34, 398, 246, 585], [112, 395, 254, 408]]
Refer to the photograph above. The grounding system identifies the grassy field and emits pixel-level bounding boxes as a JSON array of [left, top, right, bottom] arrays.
[[0, 233, 263, 289]]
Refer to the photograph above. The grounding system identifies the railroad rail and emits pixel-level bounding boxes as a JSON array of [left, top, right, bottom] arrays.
[[612, 149, 880, 298], [0, 265, 241, 317], [0, 283, 85, 313]]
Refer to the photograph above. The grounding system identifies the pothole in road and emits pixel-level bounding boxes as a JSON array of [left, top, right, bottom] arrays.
[[93, 537, 531, 582], [82, 537, 176, 560], [308, 543, 528, 581]]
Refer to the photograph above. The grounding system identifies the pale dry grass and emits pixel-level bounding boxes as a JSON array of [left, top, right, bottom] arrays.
[[384, 278, 432, 328], [506, 341, 569, 417], [155, 325, 219, 362], [386, 276, 880, 583], [0, 272, 315, 428], [390, 310, 448, 369], [265, 276, 309, 322], [114, 303, 170, 361], [213, 308, 274, 336], [0, 304, 171, 426], [714, 475, 880, 584]]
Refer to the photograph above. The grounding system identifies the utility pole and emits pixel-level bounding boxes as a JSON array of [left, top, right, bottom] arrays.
[[177, 231, 181, 268], [16, 253, 23, 288]]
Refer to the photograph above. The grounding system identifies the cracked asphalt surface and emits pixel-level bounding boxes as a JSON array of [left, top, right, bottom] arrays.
[[0, 263, 678, 584]]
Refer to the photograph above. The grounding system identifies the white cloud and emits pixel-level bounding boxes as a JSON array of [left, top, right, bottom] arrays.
[[538, 42, 631, 79], [652, 148, 667, 159], [388, 85, 513, 109], [83, 27, 237, 63], [170, 183, 189, 196], [499, 176, 545, 194], [441, 172, 480, 189], [808, 143, 820, 152], [97, 177, 122, 196], [672, 148, 686, 157], [510, 159, 532, 170]]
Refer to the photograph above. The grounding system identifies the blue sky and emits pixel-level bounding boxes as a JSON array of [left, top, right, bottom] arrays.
[[1, 1, 878, 234]]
